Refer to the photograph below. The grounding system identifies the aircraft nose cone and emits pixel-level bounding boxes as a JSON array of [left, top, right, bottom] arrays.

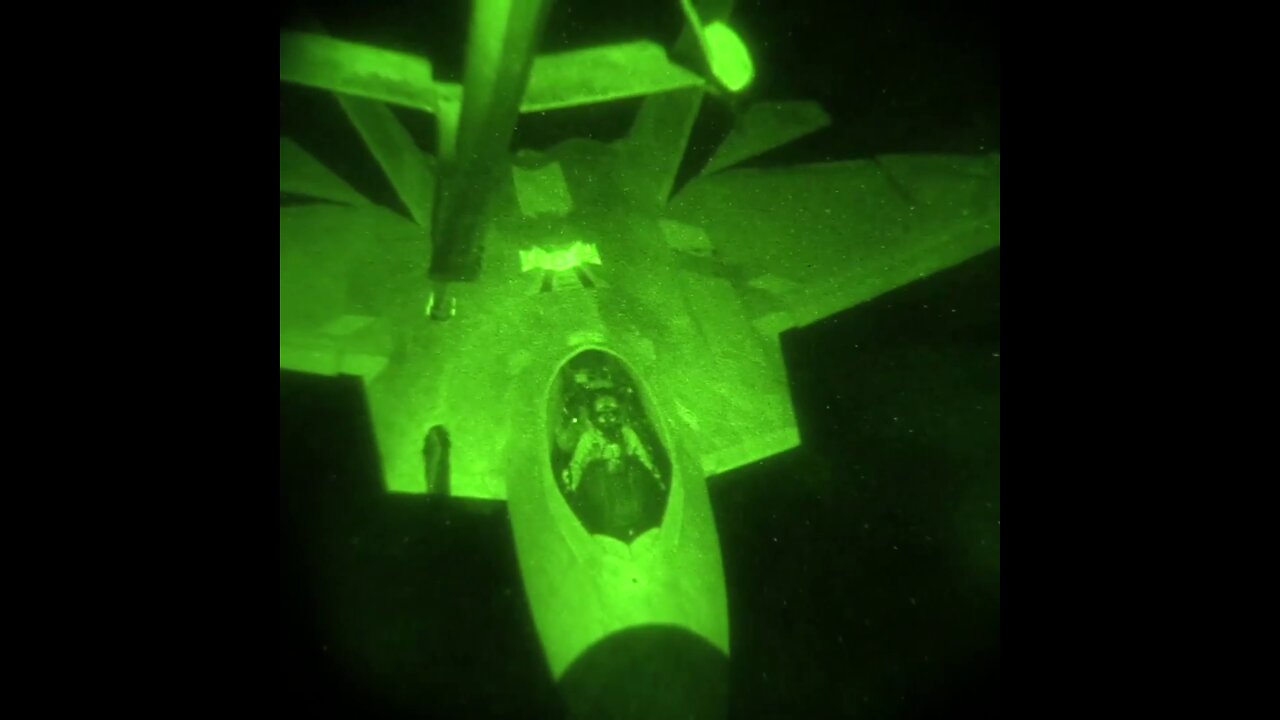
[[557, 625, 729, 720]]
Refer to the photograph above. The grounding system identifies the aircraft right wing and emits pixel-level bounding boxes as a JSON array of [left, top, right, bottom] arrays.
[[661, 152, 999, 478], [667, 152, 1001, 336]]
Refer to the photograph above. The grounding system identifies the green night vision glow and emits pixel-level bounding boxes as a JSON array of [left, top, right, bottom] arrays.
[[520, 241, 603, 273], [703, 22, 754, 92], [280, 0, 999, 706]]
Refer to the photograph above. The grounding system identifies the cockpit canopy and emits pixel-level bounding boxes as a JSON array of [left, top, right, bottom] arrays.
[[548, 349, 672, 542]]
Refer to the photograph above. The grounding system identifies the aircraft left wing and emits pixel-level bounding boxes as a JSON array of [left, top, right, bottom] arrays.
[[279, 142, 427, 382], [280, 137, 369, 207]]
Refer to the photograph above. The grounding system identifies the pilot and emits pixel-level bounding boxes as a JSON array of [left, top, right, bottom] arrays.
[[563, 391, 661, 493], [555, 367, 614, 455]]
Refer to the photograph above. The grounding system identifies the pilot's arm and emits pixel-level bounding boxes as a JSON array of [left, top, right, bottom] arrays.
[[555, 411, 585, 453], [565, 430, 601, 492], [623, 427, 662, 484]]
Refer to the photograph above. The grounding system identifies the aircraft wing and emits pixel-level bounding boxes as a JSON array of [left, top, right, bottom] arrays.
[[279, 142, 427, 383], [663, 152, 1000, 476], [668, 152, 1001, 335], [280, 138, 526, 505], [280, 137, 369, 207]]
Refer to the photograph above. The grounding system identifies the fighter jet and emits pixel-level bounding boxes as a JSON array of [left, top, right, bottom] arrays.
[[280, 0, 999, 716]]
